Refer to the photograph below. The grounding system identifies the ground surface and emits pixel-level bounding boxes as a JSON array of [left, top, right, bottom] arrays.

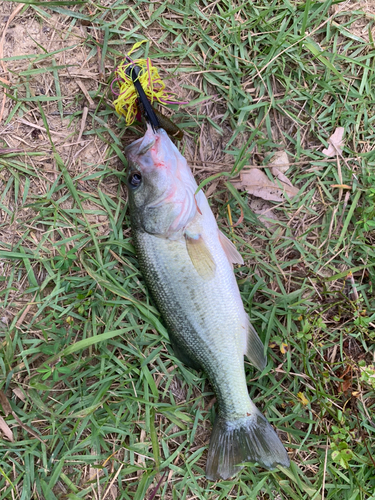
[[0, 0, 375, 499]]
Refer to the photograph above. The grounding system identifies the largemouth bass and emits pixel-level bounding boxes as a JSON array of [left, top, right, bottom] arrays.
[[125, 126, 290, 480]]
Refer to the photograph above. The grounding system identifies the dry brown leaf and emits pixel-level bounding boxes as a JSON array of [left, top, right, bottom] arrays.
[[270, 150, 289, 174], [341, 378, 352, 392], [234, 168, 298, 202], [0, 416, 14, 442], [205, 179, 220, 198], [12, 412, 45, 444], [272, 167, 296, 189], [0, 390, 12, 416], [249, 199, 280, 229], [322, 127, 345, 156], [12, 387, 27, 402]]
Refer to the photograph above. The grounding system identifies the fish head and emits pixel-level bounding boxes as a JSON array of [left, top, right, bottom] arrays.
[[125, 125, 198, 237]]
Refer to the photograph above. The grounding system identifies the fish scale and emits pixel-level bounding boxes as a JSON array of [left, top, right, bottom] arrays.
[[125, 125, 290, 480]]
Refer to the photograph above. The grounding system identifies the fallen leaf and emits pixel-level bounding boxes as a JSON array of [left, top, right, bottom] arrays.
[[249, 199, 280, 229], [272, 167, 296, 190], [11, 412, 45, 444], [297, 392, 309, 406], [12, 387, 26, 402], [0, 390, 12, 416], [322, 127, 345, 156], [270, 151, 289, 174], [280, 343, 288, 354], [331, 184, 351, 189], [341, 378, 352, 392], [233, 168, 298, 202], [338, 364, 353, 393], [0, 416, 14, 442], [204, 179, 220, 198]]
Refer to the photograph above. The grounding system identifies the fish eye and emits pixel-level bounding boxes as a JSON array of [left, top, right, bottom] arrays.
[[128, 171, 142, 188]]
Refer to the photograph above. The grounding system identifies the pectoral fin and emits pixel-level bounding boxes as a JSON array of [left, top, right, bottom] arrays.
[[218, 230, 244, 266], [185, 232, 216, 281], [244, 317, 267, 371]]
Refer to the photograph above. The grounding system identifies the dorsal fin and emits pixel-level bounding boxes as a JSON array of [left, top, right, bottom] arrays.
[[185, 232, 216, 281], [218, 230, 244, 266]]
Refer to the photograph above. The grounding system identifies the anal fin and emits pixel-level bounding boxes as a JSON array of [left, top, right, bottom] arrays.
[[244, 317, 267, 371]]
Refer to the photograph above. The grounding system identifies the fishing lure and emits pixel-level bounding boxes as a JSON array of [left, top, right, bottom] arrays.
[[112, 41, 184, 139]]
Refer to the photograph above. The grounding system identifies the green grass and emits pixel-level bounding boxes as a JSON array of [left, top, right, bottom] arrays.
[[1, 0, 375, 498]]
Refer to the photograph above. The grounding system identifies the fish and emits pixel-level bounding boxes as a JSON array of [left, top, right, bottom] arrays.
[[125, 125, 290, 480]]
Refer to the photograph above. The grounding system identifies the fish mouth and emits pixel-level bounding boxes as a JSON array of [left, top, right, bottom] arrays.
[[125, 124, 159, 163], [125, 136, 155, 158]]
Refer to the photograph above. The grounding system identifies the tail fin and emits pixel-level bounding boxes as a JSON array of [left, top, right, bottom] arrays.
[[206, 408, 290, 480]]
